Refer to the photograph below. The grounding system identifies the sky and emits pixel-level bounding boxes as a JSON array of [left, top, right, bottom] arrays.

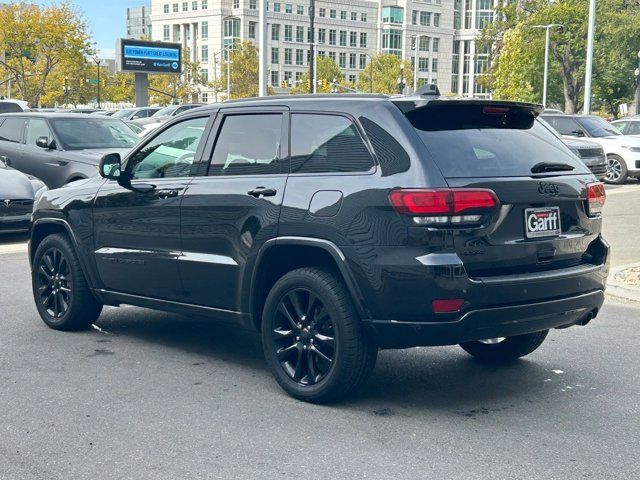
[[35, 0, 150, 58]]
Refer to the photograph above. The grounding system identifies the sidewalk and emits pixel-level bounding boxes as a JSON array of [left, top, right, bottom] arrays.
[[607, 263, 640, 304]]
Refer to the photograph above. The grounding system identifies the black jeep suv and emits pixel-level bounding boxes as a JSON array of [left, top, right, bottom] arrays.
[[29, 95, 609, 403]]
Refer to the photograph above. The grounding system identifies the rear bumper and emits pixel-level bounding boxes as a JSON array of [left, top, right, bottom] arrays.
[[364, 289, 605, 348]]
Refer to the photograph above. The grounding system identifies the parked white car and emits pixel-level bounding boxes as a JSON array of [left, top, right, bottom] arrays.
[[541, 114, 640, 184], [611, 118, 640, 137]]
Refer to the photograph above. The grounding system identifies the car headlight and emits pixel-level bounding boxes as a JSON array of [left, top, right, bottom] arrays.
[[622, 146, 640, 152]]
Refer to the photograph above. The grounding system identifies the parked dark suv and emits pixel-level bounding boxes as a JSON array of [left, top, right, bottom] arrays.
[[29, 95, 609, 403]]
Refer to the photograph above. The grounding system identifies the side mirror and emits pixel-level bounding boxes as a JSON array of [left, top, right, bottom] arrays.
[[99, 153, 122, 180], [570, 129, 585, 137], [36, 136, 53, 149]]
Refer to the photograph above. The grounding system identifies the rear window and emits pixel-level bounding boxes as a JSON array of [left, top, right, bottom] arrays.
[[407, 104, 587, 178]]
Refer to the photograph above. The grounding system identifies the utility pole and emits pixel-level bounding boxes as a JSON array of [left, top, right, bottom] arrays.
[[634, 51, 640, 115], [309, 0, 315, 94], [258, 0, 267, 96], [583, 0, 596, 114], [529, 24, 563, 107], [227, 46, 232, 99]]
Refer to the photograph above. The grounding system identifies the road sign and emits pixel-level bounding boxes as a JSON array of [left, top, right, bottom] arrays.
[[87, 79, 99, 85]]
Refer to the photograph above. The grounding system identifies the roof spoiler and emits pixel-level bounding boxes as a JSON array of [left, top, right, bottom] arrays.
[[393, 98, 544, 117]]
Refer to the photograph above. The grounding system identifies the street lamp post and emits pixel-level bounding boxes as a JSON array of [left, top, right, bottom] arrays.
[[411, 35, 423, 93], [529, 24, 563, 107], [583, 0, 596, 114], [93, 57, 102, 108]]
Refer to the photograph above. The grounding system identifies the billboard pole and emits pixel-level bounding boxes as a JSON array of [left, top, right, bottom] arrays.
[[135, 73, 149, 107]]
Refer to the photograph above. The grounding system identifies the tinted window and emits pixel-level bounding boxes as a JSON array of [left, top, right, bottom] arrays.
[[359, 116, 409, 176], [576, 116, 621, 137], [128, 116, 208, 179], [413, 117, 586, 178], [111, 109, 136, 119], [50, 118, 139, 150], [290, 114, 373, 174], [0, 118, 25, 143], [25, 118, 53, 146], [541, 116, 584, 136], [209, 114, 283, 176], [628, 122, 640, 135], [0, 102, 24, 113]]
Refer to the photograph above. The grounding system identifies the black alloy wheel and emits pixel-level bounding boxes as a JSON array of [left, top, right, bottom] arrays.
[[32, 233, 103, 331], [261, 267, 377, 403], [271, 288, 336, 386], [37, 247, 72, 319]]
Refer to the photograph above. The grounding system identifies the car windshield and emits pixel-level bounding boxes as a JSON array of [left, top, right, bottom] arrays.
[[577, 116, 621, 137], [111, 109, 136, 119], [50, 118, 139, 150], [153, 106, 179, 117]]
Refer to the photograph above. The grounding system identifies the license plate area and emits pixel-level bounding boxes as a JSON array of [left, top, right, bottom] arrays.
[[525, 207, 561, 239]]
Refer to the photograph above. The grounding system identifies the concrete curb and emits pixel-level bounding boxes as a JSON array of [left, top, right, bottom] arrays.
[[606, 262, 640, 304]]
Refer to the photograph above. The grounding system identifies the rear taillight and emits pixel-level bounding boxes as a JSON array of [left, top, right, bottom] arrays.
[[389, 188, 499, 226], [586, 182, 605, 216]]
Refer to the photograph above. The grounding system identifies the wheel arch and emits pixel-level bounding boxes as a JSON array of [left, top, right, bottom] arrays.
[[249, 237, 368, 331], [29, 218, 98, 289]]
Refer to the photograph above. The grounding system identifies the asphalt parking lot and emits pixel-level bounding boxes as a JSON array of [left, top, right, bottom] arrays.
[[1, 183, 639, 480]]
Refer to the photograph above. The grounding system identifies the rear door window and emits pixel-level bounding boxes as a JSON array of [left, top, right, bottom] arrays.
[[406, 105, 587, 178], [541, 115, 584, 136], [208, 113, 284, 176], [626, 122, 640, 135], [290, 114, 374, 174], [0, 118, 25, 143]]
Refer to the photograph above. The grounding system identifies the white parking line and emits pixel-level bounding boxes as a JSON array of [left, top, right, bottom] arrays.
[[0, 242, 28, 255]]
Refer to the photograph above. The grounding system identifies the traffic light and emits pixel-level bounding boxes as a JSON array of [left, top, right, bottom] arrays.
[[321, 78, 327, 90], [281, 80, 287, 88], [306, 79, 310, 90], [63, 77, 68, 88], [121, 79, 127, 89], [79, 78, 85, 87], [101, 78, 107, 88]]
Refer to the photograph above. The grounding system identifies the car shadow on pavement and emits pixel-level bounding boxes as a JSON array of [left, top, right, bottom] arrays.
[[0, 233, 28, 244], [96, 307, 561, 410]]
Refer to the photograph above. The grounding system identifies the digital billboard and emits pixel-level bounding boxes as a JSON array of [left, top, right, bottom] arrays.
[[116, 39, 182, 75]]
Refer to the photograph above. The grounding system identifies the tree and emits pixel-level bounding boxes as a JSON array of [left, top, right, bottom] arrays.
[[481, 0, 640, 115], [0, 1, 91, 106], [356, 54, 413, 94], [217, 41, 273, 99], [291, 56, 342, 93], [488, 23, 536, 102], [149, 58, 206, 105]]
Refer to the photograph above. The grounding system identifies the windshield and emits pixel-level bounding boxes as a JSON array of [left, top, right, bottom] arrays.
[[153, 106, 179, 117], [577, 116, 621, 137], [50, 118, 139, 150], [111, 109, 136, 119], [407, 105, 587, 178]]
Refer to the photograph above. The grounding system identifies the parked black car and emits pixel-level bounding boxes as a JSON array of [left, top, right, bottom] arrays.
[[0, 157, 46, 233], [29, 95, 609, 403], [0, 113, 139, 188]]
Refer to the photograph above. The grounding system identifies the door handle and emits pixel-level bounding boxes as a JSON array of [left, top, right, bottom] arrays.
[[57, 159, 69, 166], [157, 189, 180, 199], [247, 187, 277, 198]]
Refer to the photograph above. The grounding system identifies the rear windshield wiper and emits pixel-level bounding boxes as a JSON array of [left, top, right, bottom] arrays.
[[531, 162, 575, 174]]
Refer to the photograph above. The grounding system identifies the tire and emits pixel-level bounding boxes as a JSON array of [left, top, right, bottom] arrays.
[[605, 154, 628, 184], [459, 330, 549, 363], [261, 267, 377, 403], [32, 233, 103, 331]]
